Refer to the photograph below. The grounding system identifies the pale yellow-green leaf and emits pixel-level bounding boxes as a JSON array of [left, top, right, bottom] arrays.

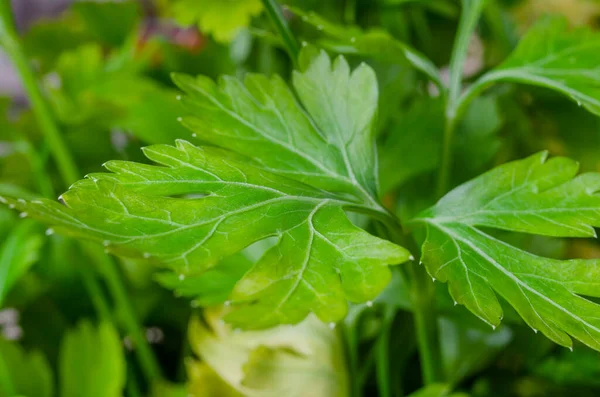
[[188, 308, 349, 397]]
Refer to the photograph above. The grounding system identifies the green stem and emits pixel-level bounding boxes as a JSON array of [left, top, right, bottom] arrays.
[[436, 116, 457, 197], [0, 0, 162, 383], [126, 364, 143, 397], [261, 0, 300, 65], [0, 351, 16, 396], [410, 8, 433, 56], [0, 0, 79, 185], [409, 263, 444, 385], [344, 0, 357, 24], [341, 323, 360, 397], [437, 0, 487, 197], [447, 0, 486, 108], [375, 315, 393, 397], [482, 0, 511, 59], [87, 244, 162, 382], [77, 260, 112, 322], [378, 220, 443, 387]]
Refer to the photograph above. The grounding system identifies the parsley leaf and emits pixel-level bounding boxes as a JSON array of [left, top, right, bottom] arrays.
[[463, 17, 600, 116], [289, 7, 442, 88], [171, 0, 263, 43], [409, 152, 600, 350], [5, 51, 410, 329]]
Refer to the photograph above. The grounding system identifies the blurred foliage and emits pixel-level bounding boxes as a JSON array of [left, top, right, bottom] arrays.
[[0, 0, 599, 396]]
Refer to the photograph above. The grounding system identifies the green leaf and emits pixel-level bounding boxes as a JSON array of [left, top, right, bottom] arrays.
[[175, 48, 382, 199], [48, 44, 188, 144], [452, 95, 503, 183], [0, 219, 43, 305], [439, 317, 512, 384], [150, 381, 189, 397], [172, 0, 263, 42], [288, 7, 442, 88], [463, 17, 600, 117], [379, 98, 444, 193], [154, 253, 252, 307], [378, 95, 502, 193], [410, 152, 600, 351], [73, 0, 140, 47], [23, 16, 92, 70], [188, 309, 349, 396], [535, 346, 600, 387], [0, 339, 53, 397], [5, 51, 410, 329], [187, 361, 242, 397], [59, 321, 126, 397]]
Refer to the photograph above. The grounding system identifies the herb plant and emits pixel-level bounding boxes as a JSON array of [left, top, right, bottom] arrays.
[[1, 0, 600, 396]]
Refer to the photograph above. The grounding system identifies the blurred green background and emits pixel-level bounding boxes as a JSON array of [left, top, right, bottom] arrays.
[[1, 1, 600, 396]]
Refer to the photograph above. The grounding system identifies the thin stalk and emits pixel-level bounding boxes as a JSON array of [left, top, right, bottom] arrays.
[[437, 0, 487, 197], [344, 0, 357, 24], [409, 264, 443, 384], [436, 116, 457, 198], [261, 0, 300, 65], [375, 317, 393, 397], [341, 323, 361, 397], [0, 352, 16, 396], [378, 220, 443, 386], [0, 0, 78, 185], [447, 0, 486, 108], [0, 0, 162, 383], [126, 364, 143, 397], [482, 0, 511, 59], [77, 260, 112, 321], [410, 8, 433, 56], [87, 244, 162, 381]]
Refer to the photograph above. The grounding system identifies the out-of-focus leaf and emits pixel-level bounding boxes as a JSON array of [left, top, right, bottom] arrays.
[[452, 95, 503, 183], [382, 0, 460, 18], [172, 0, 263, 43], [188, 308, 349, 396], [59, 321, 126, 397], [0, 219, 43, 305], [73, 0, 140, 47], [534, 346, 600, 387], [538, 101, 600, 173], [151, 381, 189, 397], [379, 95, 501, 193], [187, 361, 242, 397], [373, 61, 417, 131], [0, 338, 53, 397], [410, 152, 600, 351], [23, 17, 92, 70], [0, 184, 37, 201], [440, 317, 512, 384], [379, 98, 444, 193], [48, 44, 188, 144], [155, 253, 252, 307], [0, 100, 36, 190], [512, 0, 600, 31], [289, 7, 442, 88], [466, 17, 600, 117]]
